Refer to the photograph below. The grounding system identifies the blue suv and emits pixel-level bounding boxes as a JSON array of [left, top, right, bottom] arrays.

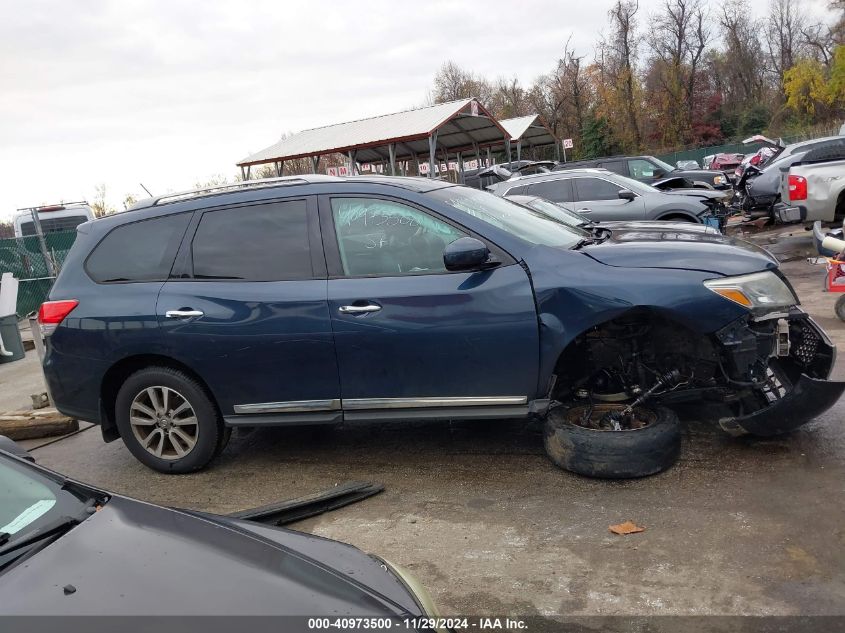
[[39, 176, 844, 476]]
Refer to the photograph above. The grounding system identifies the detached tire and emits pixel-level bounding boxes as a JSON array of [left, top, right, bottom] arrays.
[[836, 295, 845, 322], [544, 403, 681, 478], [115, 367, 224, 474]]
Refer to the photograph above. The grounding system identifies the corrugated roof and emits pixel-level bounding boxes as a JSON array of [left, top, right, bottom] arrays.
[[238, 98, 510, 166]]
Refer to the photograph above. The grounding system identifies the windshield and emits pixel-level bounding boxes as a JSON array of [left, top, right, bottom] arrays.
[[0, 456, 93, 567], [522, 199, 592, 235], [604, 172, 659, 195], [428, 187, 585, 249], [651, 157, 676, 173]]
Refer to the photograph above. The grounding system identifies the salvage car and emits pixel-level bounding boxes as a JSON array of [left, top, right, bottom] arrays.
[[552, 155, 731, 190], [39, 175, 843, 478], [734, 135, 845, 221], [487, 168, 729, 228], [0, 437, 442, 619]]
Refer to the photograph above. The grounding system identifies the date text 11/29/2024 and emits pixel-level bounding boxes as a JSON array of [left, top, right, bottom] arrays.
[[307, 617, 527, 630]]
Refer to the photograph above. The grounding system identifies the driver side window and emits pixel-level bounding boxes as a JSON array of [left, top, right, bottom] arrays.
[[628, 159, 658, 179], [331, 198, 466, 277]]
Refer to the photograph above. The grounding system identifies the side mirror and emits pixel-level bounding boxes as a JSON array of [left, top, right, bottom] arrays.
[[444, 237, 493, 271], [0, 435, 35, 462], [617, 189, 636, 201], [652, 168, 667, 178]]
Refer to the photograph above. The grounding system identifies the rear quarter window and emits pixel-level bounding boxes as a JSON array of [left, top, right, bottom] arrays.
[[86, 213, 192, 283]]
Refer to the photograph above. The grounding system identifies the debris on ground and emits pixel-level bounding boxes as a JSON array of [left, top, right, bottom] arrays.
[[609, 520, 646, 535], [0, 408, 78, 440]]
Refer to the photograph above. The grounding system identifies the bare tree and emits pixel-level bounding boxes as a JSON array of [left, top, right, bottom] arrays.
[[718, 0, 767, 105], [766, 0, 808, 87], [647, 0, 711, 145]]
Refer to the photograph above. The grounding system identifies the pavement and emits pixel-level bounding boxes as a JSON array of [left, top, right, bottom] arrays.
[[5, 234, 845, 617]]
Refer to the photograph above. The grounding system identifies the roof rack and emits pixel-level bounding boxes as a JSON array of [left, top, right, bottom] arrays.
[[131, 175, 340, 210]]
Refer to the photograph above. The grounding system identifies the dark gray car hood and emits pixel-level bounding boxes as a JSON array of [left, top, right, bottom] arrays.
[[582, 226, 779, 275], [0, 496, 420, 616]]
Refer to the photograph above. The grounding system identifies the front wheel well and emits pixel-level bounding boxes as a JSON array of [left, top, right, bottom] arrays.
[[551, 309, 717, 400], [99, 354, 219, 442]]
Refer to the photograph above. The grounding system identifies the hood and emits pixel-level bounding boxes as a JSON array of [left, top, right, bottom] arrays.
[[581, 226, 779, 275], [0, 496, 421, 616]]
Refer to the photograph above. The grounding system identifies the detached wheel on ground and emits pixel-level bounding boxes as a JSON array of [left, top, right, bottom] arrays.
[[543, 403, 681, 478], [835, 295, 845, 322], [115, 367, 224, 474]]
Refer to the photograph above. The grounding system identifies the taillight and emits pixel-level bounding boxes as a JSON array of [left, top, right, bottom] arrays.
[[38, 300, 79, 336], [788, 175, 807, 201]]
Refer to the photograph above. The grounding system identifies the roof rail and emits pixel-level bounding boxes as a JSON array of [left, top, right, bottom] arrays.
[[131, 175, 335, 210]]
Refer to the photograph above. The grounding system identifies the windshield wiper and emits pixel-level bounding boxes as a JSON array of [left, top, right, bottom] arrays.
[[0, 515, 82, 556]]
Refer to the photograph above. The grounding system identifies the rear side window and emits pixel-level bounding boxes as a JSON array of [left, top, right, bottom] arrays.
[[86, 213, 191, 283], [528, 178, 574, 203], [573, 177, 622, 201], [191, 200, 312, 281]]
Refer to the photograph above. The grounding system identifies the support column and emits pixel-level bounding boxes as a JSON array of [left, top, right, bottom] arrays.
[[428, 132, 438, 179], [312, 156, 320, 174], [516, 140, 522, 164], [388, 143, 397, 176], [486, 147, 492, 168], [274, 161, 282, 177], [505, 139, 512, 166], [413, 153, 420, 176], [240, 166, 247, 180], [457, 151, 465, 184]]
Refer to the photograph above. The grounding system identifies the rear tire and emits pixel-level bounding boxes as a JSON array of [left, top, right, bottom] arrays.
[[115, 367, 223, 474], [544, 403, 681, 478]]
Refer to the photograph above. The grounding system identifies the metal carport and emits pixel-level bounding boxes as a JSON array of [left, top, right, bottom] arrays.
[[236, 98, 510, 180]]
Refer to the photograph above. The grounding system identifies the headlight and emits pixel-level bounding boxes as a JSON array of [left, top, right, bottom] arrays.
[[714, 175, 727, 185], [704, 271, 796, 311]]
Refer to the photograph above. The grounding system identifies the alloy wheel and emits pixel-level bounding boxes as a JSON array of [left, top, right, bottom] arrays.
[[129, 386, 199, 460]]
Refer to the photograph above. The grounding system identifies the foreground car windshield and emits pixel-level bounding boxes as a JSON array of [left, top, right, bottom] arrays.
[[522, 199, 592, 235], [0, 458, 88, 553], [428, 187, 584, 248]]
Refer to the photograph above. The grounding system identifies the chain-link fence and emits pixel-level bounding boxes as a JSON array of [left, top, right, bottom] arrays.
[[0, 231, 78, 317]]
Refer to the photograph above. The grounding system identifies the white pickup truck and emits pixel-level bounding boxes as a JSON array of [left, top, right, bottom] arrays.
[[778, 144, 845, 222]]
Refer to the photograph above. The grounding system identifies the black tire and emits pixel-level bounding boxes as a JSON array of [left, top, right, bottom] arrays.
[[543, 403, 681, 478], [115, 367, 223, 474], [836, 295, 845, 322]]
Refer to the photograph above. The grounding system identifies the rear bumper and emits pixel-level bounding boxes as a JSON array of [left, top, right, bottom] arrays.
[[773, 202, 805, 223], [42, 346, 105, 425]]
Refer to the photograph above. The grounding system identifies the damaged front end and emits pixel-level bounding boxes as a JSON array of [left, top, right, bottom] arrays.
[[714, 310, 845, 436]]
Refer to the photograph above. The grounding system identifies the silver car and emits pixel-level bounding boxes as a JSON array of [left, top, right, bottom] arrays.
[[487, 168, 728, 226]]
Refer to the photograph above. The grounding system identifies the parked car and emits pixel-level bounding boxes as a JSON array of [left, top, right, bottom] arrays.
[[553, 155, 731, 190], [487, 168, 729, 228], [778, 142, 845, 222], [734, 136, 845, 221], [505, 194, 719, 235], [39, 175, 843, 477], [709, 153, 745, 176], [0, 438, 442, 618], [13, 202, 95, 238]]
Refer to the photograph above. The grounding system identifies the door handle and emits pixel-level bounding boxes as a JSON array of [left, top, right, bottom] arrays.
[[339, 304, 381, 314], [165, 309, 204, 318], [577, 208, 592, 213]]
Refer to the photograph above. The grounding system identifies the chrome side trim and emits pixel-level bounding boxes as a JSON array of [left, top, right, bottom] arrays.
[[341, 396, 528, 410], [233, 399, 341, 414]]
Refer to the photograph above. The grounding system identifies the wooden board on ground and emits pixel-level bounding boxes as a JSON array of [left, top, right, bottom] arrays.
[[0, 408, 78, 440]]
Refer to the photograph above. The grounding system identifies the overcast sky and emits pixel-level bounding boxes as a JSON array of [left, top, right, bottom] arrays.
[[0, 0, 835, 219]]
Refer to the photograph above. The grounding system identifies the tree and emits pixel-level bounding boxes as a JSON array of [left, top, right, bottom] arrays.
[[783, 58, 829, 121], [645, 0, 711, 146], [90, 184, 114, 218], [766, 0, 808, 91]]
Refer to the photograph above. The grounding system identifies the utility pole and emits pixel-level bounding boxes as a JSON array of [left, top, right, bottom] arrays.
[[28, 208, 57, 277]]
